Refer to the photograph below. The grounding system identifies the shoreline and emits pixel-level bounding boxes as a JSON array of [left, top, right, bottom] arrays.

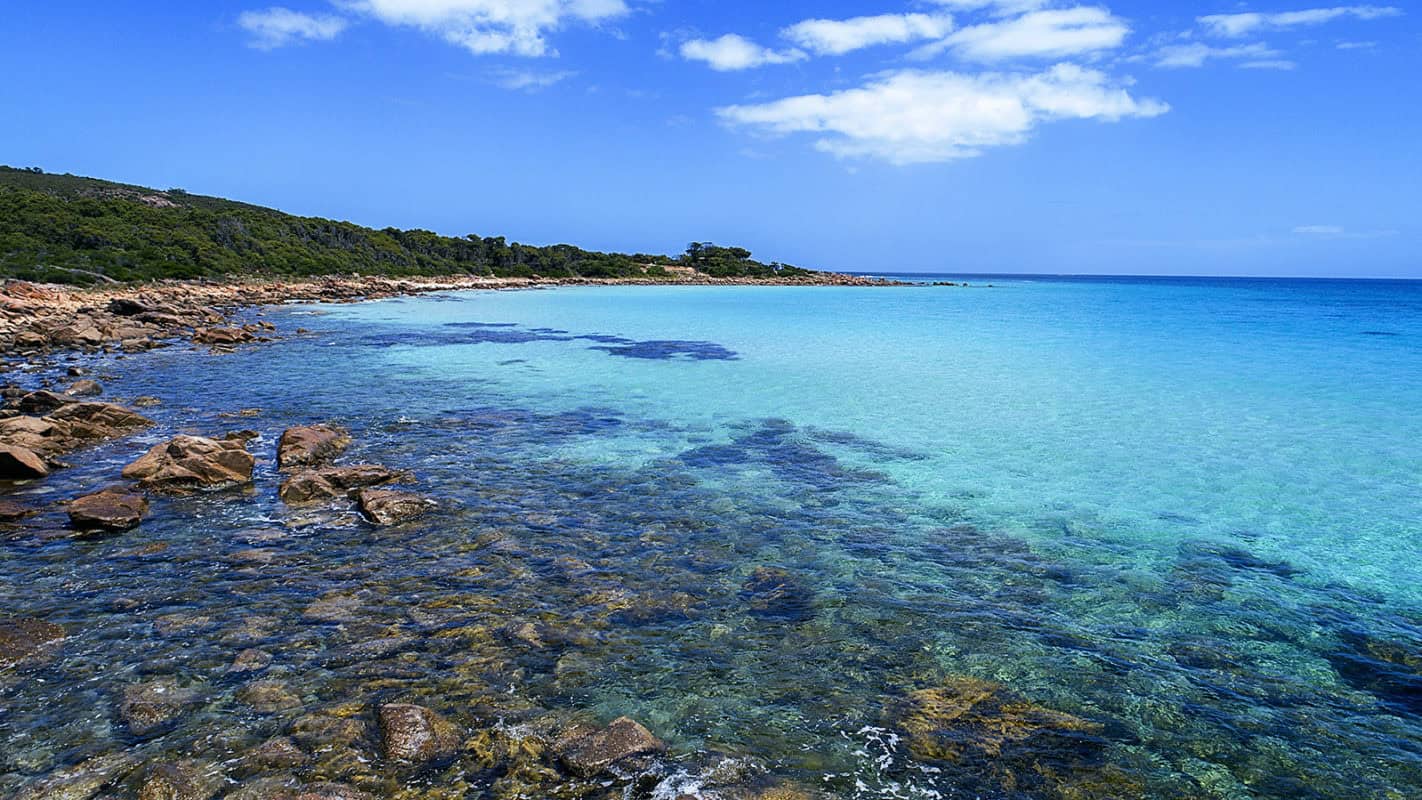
[[1, 271, 910, 359]]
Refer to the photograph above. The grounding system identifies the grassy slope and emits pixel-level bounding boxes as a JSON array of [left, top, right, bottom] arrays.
[[0, 167, 806, 285]]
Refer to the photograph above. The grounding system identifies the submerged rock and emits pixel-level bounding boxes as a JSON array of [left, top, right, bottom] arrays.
[[278, 465, 409, 505], [237, 679, 304, 713], [12, 752, 139, 800], [241, 736, 309, 772], [119, 679, 202, 738], [741, 567, 815, 623], [277, 424, 350, 470], [0, 616, 66, 668], [230, 648, 274, 674], [122, 435, 255, 493], [1327, 627, 1422, 715], [356, 488, 435, 526], [136, 760, 226, 800], [68, 486, 148, 532], [377, 703, 462, 765], [0, 444, 49, 479], [554, 716, 665, 778]]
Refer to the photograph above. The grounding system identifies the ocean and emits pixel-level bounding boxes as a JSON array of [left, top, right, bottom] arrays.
[[4, 276, 1421, 799]]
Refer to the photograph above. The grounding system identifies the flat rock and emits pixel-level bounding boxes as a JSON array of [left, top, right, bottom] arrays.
[[0, 444, 49, 479], [277, 424, 350, 470], [554, 716, 665, 778], [0, 498, 36, 520], [356, 488, 435, 526], [122, 435, 254, 493], [278, 465, 409, 505], [0, 616, 66, 669], [119, 679, 202, 738], [68, 487, 148, 532], [377, 703, 462, 765]]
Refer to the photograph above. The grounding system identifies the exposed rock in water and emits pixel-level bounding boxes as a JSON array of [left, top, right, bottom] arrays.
[[0, 498, 37, 520], [192, 326, 254, 346], [133, 396, 163, 407], [377, 703, 462, 765], [0, 616, 66, 668], [68, 486, 148, 532], [0, 444, 49, 479], [237, 679, 304, 713], [278, 465, 410, 505], [121, 435, 255, 493], [554, 716, 665, 778], [741, 566, 815, 622], [64, 379, 103, 397], [16, 389, 73, 414], [45, 402, 155, 443], [277, 424, 350, 470], [119, 679, 202, 738], [11, 752, 139, 800], [136, 760, 226, 800], [356, 488, 435, 526]]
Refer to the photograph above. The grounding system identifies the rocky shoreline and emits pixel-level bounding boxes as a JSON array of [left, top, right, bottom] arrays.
[[0, 272, 908, 360]]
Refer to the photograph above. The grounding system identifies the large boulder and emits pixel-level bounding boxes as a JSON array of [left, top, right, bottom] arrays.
[[122, 435, 255, 493], [377, 703, 462, 765], [278, 465, 409, 505], [356, 489, 435, 526], [554, 717, 665, 778], [277, 424, 350, 470], [0, 616, 66, 669], [68, 486, 149, 532], [0, 444, 49, 479]]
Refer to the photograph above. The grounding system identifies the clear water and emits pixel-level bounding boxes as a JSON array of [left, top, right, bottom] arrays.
[[4, 277, 1422, 799]]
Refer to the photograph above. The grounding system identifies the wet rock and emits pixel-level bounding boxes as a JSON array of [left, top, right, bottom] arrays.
[[888, 676, 1104, 772], [242, 737, 309, 772], [11, 752, 139, 800], [278, 465, 409, 505], [356, 488, 435, 526], [0, 444, 49, 479], [237, 679, 304, 713], [67, 366, 88, 377], [0, 616, 66, 668], [741, 567, 815, 623], [291, 783, 373, 800], [0, 498, 37, 520], [277, 424, 350, 470], [222, 776, 299, 800], [121, 435, 255, 493], [17, 389, 73, 414], [377, 703, 462, 765], [136, 760, 225, 800], [68, 486, 148, 532], [119, 679, 202, 738], [554, 716, 665, 778], [192, 327, 254, 346], [289, 714, 369, 750], [133, 396, 163, 407], [107, 297, 152, 316], [230, 648, 274, 674], [65, 379, 103, 397], [302, 592, 365, 623], [46, 402, 154, 443]]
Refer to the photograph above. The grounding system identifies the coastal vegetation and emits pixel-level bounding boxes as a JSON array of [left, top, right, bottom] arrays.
[[0, 166, 811, 285]]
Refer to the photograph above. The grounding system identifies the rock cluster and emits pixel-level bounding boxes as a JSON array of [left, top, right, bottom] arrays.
[[275, 424, 435, 525], [122, 434, 256, 493], [0, 391, 154, 480]]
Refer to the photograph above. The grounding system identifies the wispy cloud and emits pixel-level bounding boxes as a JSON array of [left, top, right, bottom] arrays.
[[917, 7, 1131, 61], [717, 64, 1167, 165], [343, 0, 630, 57], [1198, 6, 1402, 38], [1153, 42, 1283, 68], [488, 67, 576, 91], [782, 13, 954, 56], [679, 34, 806, 71], [239, 7, 349, 49], [1294, 225, 1399, 238]]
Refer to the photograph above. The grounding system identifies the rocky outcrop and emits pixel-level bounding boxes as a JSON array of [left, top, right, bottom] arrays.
[[0, 404, 153, 469], [377, 703, 462, 765], [356, 488, 435, 526], [554, 716, 665, 778], [277, 424, 351, 470], [122, 435, 255, 493], [68, 486, 149, 532], [0, 616, 66, 669], [0, 444, 49, 479], [278, 465, 409, 505]]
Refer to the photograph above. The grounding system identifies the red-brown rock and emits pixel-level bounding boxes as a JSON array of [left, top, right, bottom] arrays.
[[0, 444, 49, 479], [69, 486, 149, 532], [277, 424, 350, 470], [122, 435, 255, 493]]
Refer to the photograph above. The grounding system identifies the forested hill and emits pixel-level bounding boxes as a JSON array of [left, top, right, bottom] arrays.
[[0, 166, 810, 285]]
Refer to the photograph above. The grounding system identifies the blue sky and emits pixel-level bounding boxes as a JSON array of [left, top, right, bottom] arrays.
[[2, 1, 1419, 276]]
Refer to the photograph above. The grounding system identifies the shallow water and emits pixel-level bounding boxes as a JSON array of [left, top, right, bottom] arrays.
[[4, 277, 1422, 799]]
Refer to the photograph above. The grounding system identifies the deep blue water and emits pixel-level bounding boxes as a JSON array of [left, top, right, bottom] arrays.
[[3, 277, 1422, 799]]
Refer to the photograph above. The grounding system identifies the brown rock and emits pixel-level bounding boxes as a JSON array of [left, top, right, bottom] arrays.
[[0, 616, 66, 669], [133, 396, 163, 407], [0, 444, 49, 479], [192, 327, 253, 346], [137, 760, 225, 800], [119, 679, 202, 738], [277, 424, 351, 470], [0, 498, 36, 520], [376, 703, 462, 765], [17, 389, 73, 413], [356, 489, 435, 526], [554, 716, 665, 778], [122, 435, 255, 493], [238, 679, 303, 713], [292, 783, 373, 800], [65, 379, 103, 397], [243, 737, 308, 772], [278, 465, 409, 505], [46, 402, 154, 443], [230, 648, 274, 674], [11, 752, 139, 800], [68, 487, 148, 532]]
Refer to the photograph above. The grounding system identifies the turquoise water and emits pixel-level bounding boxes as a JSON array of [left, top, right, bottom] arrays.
[[4, 277, 1422, 799]]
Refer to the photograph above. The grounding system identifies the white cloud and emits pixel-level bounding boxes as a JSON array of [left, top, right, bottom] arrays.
[[1198, 6, 1402, 38], [239, 7, 349, 49], [717, 63, 1168, 165], [680, 34, 806, 71], [930, 0, 1048, 15], [488, 67, 576, 90], [1336, 39, 1378, 49], [1240, 59, 1297, 70], [923, 7, 1131, 61], [347, 0, 630, 57], [1293, 225, 1400, 238], [782, 13, 954, 56], [1153, 41, 1281, 68], [1295, 225, 1346, 234]]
